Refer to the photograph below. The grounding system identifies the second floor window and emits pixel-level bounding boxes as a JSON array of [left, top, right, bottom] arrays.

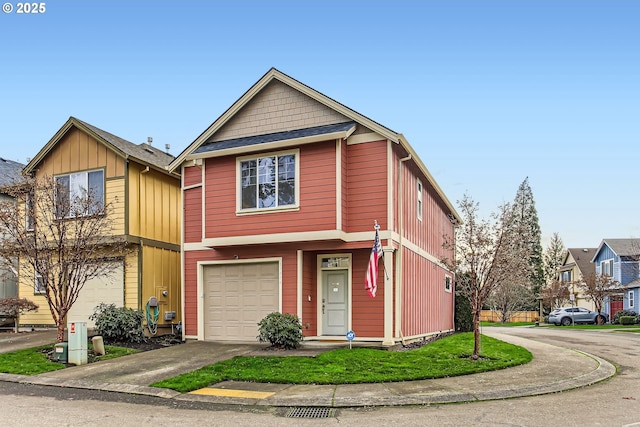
[[561, 271, 571, 282], [240, 152, 296, 211], [417, 180, 423, 221], [601, 259, 613, 277], [55, 169, 105, 218]]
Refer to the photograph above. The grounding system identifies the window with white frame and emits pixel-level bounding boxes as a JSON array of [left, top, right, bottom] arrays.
[[239, 151, 297, 211], [444, 275, 452, 292], [55, 169, 105, 218], [629, 291, 635, 309], [560, 271, 571, 282], [601, 259, 613, 277], [25, 188, 35, 231], [35, 273, 45, 294], [417, 179, 423, 221]]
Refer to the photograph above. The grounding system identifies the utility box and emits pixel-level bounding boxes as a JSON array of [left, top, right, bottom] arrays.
[[67, 321, 87, 365], [53, 342, 68, 363]]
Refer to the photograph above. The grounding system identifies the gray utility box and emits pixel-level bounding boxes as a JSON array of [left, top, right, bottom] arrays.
[[67, 321, 87, 365]]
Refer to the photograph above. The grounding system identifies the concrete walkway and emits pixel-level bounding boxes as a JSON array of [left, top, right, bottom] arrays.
[[0, 329, 616, 407]]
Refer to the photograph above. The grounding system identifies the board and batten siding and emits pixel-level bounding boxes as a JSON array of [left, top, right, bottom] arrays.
[[203, 141, 338, 239], [127, 163, 181, 245], [344, 140, 388, 233], [351, 249, 385, 337], [35, 128, 126, 180], [183, 186, 203, 243], [401, 248, 454, 336]]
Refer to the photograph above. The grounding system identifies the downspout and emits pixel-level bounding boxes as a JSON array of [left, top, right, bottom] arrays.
[[396, 154, 412, 342]]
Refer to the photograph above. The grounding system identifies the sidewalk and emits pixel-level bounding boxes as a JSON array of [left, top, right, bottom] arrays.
[[0, 329, 616, 407]]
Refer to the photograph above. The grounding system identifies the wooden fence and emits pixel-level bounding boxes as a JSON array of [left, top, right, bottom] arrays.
[[480, 310, 539, 323]]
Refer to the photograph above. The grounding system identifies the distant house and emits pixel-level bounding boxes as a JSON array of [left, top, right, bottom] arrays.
[[0, 157, 24, 300], [19, 118, 182, 330], [558, 248, 597, 311], [591, 238, 640, 315], [169, 68, 461, 345]]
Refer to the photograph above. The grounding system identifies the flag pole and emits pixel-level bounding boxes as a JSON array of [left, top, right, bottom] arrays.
[[374, 220, 389, 280]]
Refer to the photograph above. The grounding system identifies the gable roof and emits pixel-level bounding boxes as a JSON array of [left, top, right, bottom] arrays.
[[0, 157, 25, 188], [565, 248, 596, 276], [592, 238, 640, 262], [24, 117, 177, 176], [169, 67, 461, 222]]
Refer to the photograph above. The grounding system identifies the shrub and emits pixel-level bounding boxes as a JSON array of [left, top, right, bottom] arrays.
[[454, 293, 473, 332], [257, 312, 303, 349], [90, 303, 145, 343], [620, 316, 636, 325], [612, 310, 637, 325]]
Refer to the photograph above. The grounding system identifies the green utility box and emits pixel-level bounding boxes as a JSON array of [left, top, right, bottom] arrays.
[[53, 342, 68, 363]]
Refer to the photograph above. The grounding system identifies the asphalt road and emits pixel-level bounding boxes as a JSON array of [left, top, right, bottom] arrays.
[[0, 326, 638, 426]]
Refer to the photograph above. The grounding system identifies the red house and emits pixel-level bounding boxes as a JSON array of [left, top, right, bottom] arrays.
[[169, 69, 460, 345]]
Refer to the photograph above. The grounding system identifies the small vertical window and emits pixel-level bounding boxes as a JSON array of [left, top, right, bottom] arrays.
[[35, 274, 45, 294], [417, 180, 423, 221], [25, 189, 35, 231], [444, 275, 452, 292], [629, 291, 635, 309]]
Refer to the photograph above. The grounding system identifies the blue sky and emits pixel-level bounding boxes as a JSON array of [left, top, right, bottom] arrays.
[[1, 1, 638, 249]]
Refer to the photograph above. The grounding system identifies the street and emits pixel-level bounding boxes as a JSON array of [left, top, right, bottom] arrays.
[[0, 327, 638, 426]]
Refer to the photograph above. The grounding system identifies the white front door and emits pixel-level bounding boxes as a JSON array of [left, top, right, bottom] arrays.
[[322, 270, 348, 335]]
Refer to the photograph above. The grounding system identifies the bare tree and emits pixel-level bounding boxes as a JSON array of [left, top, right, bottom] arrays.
[[540, 279, 571, 310], [442, 194, 531, 358], [574, 273, 619, 324], [0, 175, 130, 342], [488, 282, 533, 323]]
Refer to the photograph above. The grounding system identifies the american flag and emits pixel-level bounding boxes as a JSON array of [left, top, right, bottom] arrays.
[[365, 228, 382, 298]]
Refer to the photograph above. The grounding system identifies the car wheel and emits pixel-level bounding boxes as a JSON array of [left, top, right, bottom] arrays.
[[596, 315, 606, 325], [561, 317, 572, 326]]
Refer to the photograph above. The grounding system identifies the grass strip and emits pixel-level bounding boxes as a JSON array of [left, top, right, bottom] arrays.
[[152, 333, 532, 393]]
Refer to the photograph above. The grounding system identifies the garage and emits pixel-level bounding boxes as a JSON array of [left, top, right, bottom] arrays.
[[203, 262, 279, 341], [67, 262, 124, 328]]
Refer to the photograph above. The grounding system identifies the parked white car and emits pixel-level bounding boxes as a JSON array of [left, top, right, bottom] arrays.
[[549, 307, 608, 326]]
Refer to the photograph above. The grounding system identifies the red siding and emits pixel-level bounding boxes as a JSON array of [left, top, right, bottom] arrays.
[[183, 187, 202, 243], [183, 165, 202, 187], [203, 141, 338, 239], [401, 248, 454, 336], [345, 140, 388, 232], [351, 249, 384, 337]]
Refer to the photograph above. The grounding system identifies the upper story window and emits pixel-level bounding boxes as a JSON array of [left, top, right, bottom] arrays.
[[55, 169, 105, 218], [444, 275, 452, 292], [35, 273, 45, 294], [417, 180, 423, 221], [25, 188, 35, 230], [601, 259, 613, 277], [560, 271, 571, 282], [238, 151, 298, 212]]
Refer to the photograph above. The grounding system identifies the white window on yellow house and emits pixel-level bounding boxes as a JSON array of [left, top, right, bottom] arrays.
[[35, 273, 45, 294], [55, 169, 105, 217]]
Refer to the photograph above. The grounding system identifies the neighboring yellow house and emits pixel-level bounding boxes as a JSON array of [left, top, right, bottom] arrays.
[[558, 248, 597, 312], [19, 117, 181, 333]]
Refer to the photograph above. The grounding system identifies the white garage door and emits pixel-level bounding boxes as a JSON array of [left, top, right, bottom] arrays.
[[68, 262, 124, 328], [203, 262, 279, 341]]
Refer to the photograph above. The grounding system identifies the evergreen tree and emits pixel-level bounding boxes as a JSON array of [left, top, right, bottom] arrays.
[[543, 232, 565, 285], [511, 178, 544, 309]]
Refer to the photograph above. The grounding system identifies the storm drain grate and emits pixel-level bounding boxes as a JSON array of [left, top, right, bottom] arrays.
[[286, 407, 334, 419]]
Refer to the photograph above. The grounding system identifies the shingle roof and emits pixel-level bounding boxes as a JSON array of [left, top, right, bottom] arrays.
[[0, 157, 25, 188], [75, 118, 175, 168], [602, 239, 640, 257], [194, 122, 356, 154], [566, 248, 596, 276]]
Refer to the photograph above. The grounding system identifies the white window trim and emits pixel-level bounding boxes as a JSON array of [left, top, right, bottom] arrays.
[[629, 291, 635, 309], [235, 149, 300, 215], [54, 168, 105, 218], [417, 179, 423, 221], [600, 258, 614, 277], [444, 275, 452, 293], [35, 273, 45, 294]]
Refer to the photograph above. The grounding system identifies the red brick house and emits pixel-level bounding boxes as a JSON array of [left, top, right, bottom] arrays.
[[169, 69, 460, 345]]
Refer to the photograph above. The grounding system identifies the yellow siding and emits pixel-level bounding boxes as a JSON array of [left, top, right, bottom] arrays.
[[124, 251, 139, 309], [127, 162, 181, 244], [35, 128, 125, 179], [17, 264, 54, 326], [106, 178, 126, 235], [140, 246, 181, 325]]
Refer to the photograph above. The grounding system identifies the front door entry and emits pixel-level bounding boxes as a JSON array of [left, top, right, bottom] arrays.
[[322, 269, 348, 335]]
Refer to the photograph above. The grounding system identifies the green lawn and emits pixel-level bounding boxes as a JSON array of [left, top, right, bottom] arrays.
[[151, 332, 532, 393], [0, 344, 140, 375]]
